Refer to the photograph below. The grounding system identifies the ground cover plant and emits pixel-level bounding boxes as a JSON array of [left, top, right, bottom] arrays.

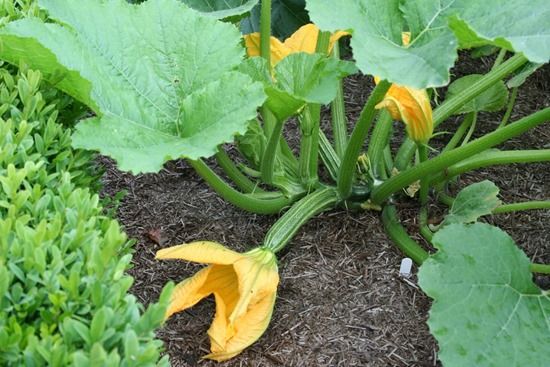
[[0, 2, 172, 365], [1, 0, 549, 365], [0, 65, 172, 365]]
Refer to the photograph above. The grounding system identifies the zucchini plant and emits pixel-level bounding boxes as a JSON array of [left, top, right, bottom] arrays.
[[1, 0, 548, 365]]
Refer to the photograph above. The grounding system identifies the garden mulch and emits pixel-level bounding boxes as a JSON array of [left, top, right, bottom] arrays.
[[100, 54, 549, 366]]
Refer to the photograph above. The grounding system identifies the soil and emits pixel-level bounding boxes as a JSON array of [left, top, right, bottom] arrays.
[[100, 54, 549, 367]]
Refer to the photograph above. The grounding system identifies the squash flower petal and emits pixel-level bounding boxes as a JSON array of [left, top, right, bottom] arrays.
[[243, 23, 349, 66], [375, 87, 433, 144], [156, 242, 279, 362], [373, 31, 433, 144], [243, 33, 291, 65]]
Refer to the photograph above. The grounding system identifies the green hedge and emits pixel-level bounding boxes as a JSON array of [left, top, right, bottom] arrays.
[[0, 11, 172, 366]]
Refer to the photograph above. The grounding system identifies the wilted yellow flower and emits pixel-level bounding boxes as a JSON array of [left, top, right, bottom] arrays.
[[244, 23, 349, 65], [374, 32, 433, 144], [156, 241, 279, 362]]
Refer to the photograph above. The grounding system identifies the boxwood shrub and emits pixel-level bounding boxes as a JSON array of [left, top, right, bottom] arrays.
[[0, 17, 172, 367]]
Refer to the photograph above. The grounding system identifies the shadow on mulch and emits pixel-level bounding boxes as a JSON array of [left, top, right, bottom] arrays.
[[100, 55, 549, 367]]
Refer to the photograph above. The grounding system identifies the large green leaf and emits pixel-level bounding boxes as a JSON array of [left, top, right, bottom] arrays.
[[238, 53, 357, 120], [306, 0, 550, 88], [419, 223, 550, 366], [306, 0, 458, 88], [181, 0, 259, 19], [442, 180, 501, 225], [0, 0, 265, 173], [446, 75, 508, 114], [448, 0, 550, 64]]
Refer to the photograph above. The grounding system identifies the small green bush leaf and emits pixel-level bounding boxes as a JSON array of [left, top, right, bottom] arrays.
[[0, 60, 167, 364], [419, 223, 550, 366], [443, 180, 501, 225], [306, 0, 550, 88], [446, 75, 509, 114], [0, 0, 266, 173]]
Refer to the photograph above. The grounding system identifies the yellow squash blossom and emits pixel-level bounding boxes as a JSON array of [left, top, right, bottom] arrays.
[[244, 23, 349, 65], [156, 241, 279, 362], [374, 32, 433, 144]]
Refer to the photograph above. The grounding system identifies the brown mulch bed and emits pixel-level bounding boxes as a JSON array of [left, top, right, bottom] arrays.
[[100, 55, 549, 366]]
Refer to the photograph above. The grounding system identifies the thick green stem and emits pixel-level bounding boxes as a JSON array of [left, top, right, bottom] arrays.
[[215, 149, 264, 194], [259, 0, 271, 67], [189, 159, 295, 214], [442, 112, 474, 153], [382, 145, 394, 178], [319, 130, 340, 181], [299, 104, 321, 189], [430, 149, 550, 185], [264, 187, 340, 253], [437, 191, 455, 206], [492, 49, 507, 69], [417, 144, 432, 241], [530, 263, 550, 274], [394, 140, 414, 171], [371, 108, 550, 204], [331, 41, 348, 158], [258, 0, 298, 179], [261, 106, 276, 138], [393, 54, 528, 170], [382, 205, 429, 264], [383, 205, 549, 273], [493, 201, 550, 214], [499, 86, 518, 129], [435, 54, 526, 126], [367, 110, 393, 179], [295, 31, 332, 188], [417, 145, 430, 207], [337, 80, 391, 198], [259, 0, 275, 134], [461, 111, 477, 146], [315, 31, 331, 54], [279, 140, 300, 177], [261, 118, 284, 184]]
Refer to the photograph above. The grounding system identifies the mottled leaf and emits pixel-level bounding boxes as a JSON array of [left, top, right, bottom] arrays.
[[419, 223, 550, 366], [443, 180, 501, 225]]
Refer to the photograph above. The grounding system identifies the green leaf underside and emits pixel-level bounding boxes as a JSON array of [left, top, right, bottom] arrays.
[[181, 0, 259, 19], [239, 54, 357, 120], [443, 180, 501, 225], [446, 75, 508, 114], [0, 0, 265, 173], [306, 0, 550, 88], [241, 0, 309, 40], [236, 120, 266, 169], [507, 62, 543, 88], [419, 223, 550, 366]]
